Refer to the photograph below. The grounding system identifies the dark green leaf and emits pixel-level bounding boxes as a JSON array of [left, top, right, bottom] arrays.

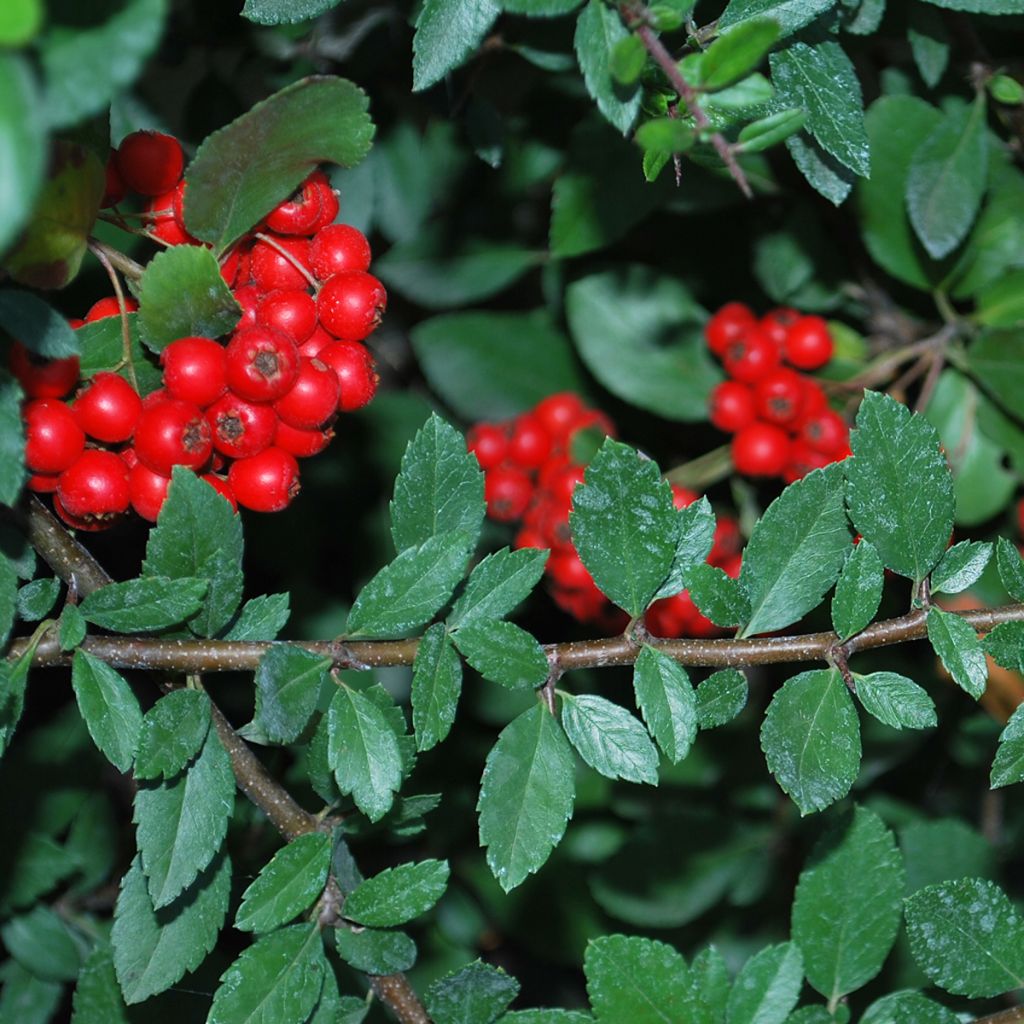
[[786, 132, 856, 205], [241, 0, 343, 24], [71, 650, 143, 773], [918, 0, 1024, 18], [59, 603, 87, 651], [967, 329, 1024, 418], [908, 4, 950, 88], [336, 925, 416, 973], [701, 19, 780, 91], [72, 943, 128, 1024], [16, 576, 60, 621], [761, 669, 861, 814], [634, 118, 694, 154], [134, 688, 211, 780], [792, 806, 905, 1000], [1, 905, 82, 980], [566, 268, 719, 422], [633, 645, 698, 763], [426, 960, 520, 1024], [143, 469, 243, 637], [991, 703, 1024, 788], [984, 621, 1024, 672], [412, 0, 501, 92], [235, 832, 332, 932], [254, 645, 331, 744], [687, 563, 751, 627], [0, 961, 61, 1024], [584, 934, 690, 1022], [725, 942, 804, 1024], [561, 694, 660, 784], [996, 536, 1024, 600], [855, 672, 937, 730], [453, 619, 549, 689], [78, 576, 207, 632], [478, 704, 576, 891], [501, 1013, 593, 1023], [0, 374, 25, 508], [696, 669, 748, 729], [737, 108, 807, 153], [186, 77, 374, 251], [449, 547, 548, 627], [0, 56, 45, 257], [900, 818, 995, 894], [718, 0, 837, 36], [654, 497, 717, 601], [412, 623, 463, 752], [225, 593, 291, 641], [741, 463, 851, 636], [904, 878, 1024, 996], [927, 607, 987, 699], [574, 0, 641, 134], [977, 268, 1024, 326], [931, 540, 993, 594], [860, 991, 958, 1024], [74, 313, 163, 396], [502, 0, 583, 12], [0, 290, 79, 359], [137, 246, 240, 352], [345, 859, 450, 927], [0, 628, 35, 753], [831, 539, 883, 640]]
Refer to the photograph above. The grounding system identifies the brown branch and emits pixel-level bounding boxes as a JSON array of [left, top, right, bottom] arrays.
[[974, 1009, 1024, 1024]]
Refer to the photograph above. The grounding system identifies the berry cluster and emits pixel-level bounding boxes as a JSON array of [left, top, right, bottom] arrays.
[[706, 303, 850, 481], [13, 131, 384, 529]]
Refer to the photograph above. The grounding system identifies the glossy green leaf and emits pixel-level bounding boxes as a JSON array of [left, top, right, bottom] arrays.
[[792, 806, 905, 1000], [413, 0, 501, 92], [335, 926, 416, 974], [345, 859, 450, 927], [984, 621, 1024, 672], [78, 576, 207, 633], [502, 0, 583, 12], [561, 694, 660, 784], [718, 0, 836, 35], [855, 672, 937, 730], [72, 943, 128, 1024], [900, 818, 994, 894], [0, 290, 79, 359], [687, 563, 751, 627], [453, 619, 549, 690], [737, 108, 807, 152], [426, 960, 520, 1024], [654, 497, 717, 601], [71, 650, 143, 774], [931, 540, 993, 594], [235, 832, 332, 932], [701, 19, 780, 91], [411, 623, 463, 751], [996, 536, 1024, 600], [990, 702, 1024, 788], [225, 593, 291, 641], [74, 313, 163, 396], [59, 603, 87, 652], [831, 539, 883, 640], [574, 0, 641, 134], [254, 645, 331, 744], [633, 645, 698, 763], [761, 669, 861, 814], [926, 607, 987, 699], [740, 463, 851, 636], [241, 0, 343, 24], [860, 991, 958, 1024], [0, 374, 25, 509], [786, 132, 856, 205], [725, 942, 804, 1024], [478, 704, 576, 891], [610, 35, 647, 85], [585, 934, 690, 1023], [133, 688, 211, 780], [696, 669, 748, 729], [449, 547, 548, 627], [0, 626, 36, 753], [634, 118, 695, 154]]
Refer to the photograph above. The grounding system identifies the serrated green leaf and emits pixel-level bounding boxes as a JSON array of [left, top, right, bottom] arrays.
[[0, 374, 25, 509], [345, 859, 450, 927], [931, 540, 993, 594], [185, 77, 374, 251], [697, 669, 748, 729], [584, 934, 690, 1022], [426, 960, 520, 1024], [0, 549, 17, 649], [927, 607, 987, 699], [786, 132, 855, 205], [574, 0, 641, 134], [71, 650, 143, 774], [143, 469, 243, 637], [688, 563, 751, 627], [761, 669, 861, 814], [996, 536, 1024, 600], [16, 576, 60, 622], [74, 312, 163, 395], [209, 923, 325, 1024], [737, 108, 807, 153], [478, 704, 576, 891], [792, 806, 905, 1001], [134, 688, 211, 780], [225, 593, 291, 641], [134, 726, 234, 908], [241, 0, 343, 24], [718, 0, 837, 37], [72, 943, 128, 1024], [0, 960, 61, 1024], [904, 878, 1024, 996], [412, 0, 501, 92], [136, 246, 240, 353], [0, 56, 46, 259], [411, 623, 463, 752], [741, 464, 851, 637], [561, 694, 660, 784], [831, 539, 883, 640], [846, 391, 953, 582], [254, 645, 331, 744], [860, 990, 958, 1024], [900, 818, 995, 894], [855, 672, 937, 730], [335, 926, 416, 974], [984, 621, 1024, 672], [449, 547, 548, 627], [1, 904, 82, 980], [235, 832, 332, 933], [654, 497, 717, 601], [726, 942, 803, 1024], [690, 945, 730, 1024], [701, 18, 779, 91], [991, 702, 1024, 788], [453, 619, 549, 689], [502, 0, 583, 12], [633, 645, 698, 763], [111, 851, 231, 1004], [78, 576, 207, 633]]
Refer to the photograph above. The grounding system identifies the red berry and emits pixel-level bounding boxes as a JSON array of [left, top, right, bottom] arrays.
[[317, 271, 386, 342], [265, 175, 326, 235], [533, 393, 585, 442], [250, 236, 312, 293], [800, 409, 849, 455], [671, 484, 699, 508], [514, 525, 548, 551], [731, 422, 790, 477], [306, 171, 339, 232], [760, 307, 801, 347], [705, 302, 756, 356], [709, 380, 756, 433], [297, 326, 334, 360], [57, 450, 131, 519], [161, 337, 228, 408], [547, 547, 595, 592], [274, 358, 341, 429], [467, 423, 508, 471], [219, 246, 242, 288], [722, 329, 779, 383], [206, 393, 278, 459], [754, 368, 805, 427], [309, 224, 372, 280], [784, 315, 834, 371], [229, 447, 301, 512], [202, 473, 238, 511], [9, 343, 80, 399], [233, 284, 261, 331], [799, 378, 829, 418], [783, 440, 833, 483], [316, 340, 378, 411], [141, 387, 171, 411], [129, 462, 172, 522], [115, 131, 184, 197], [274, 419, 334, 458], [146, 185, 195, 246], [27, 472, 60, 494], [508, 414, 552, 470], [102, 154, 125, 208], [23, 399, 85, 474], [547, 463, 586, 506], [85, 296, 138, 322], [485, 466, 533, 521], [73, 372, 143, 443], [53, 494, 115, 532], [225, 326, 300, 402], [133, 399, 213, 475], [711, 516, 742, 563], [257, 289, 318, 343]]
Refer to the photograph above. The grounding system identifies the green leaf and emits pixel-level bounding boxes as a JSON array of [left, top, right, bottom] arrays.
[[792, 806, 905, 1001], [112, 852, 231, 1004], [478, 704, 576, 891], [984, 621, 1024, 672], [770, 40, 869, 177], [860, 991, 958, 1024], [718, 0, 837, 37], [411, 311, 584, 420], [390, 414, 484, 553], [71, 650, 143, 774], [926, 607, 987, 699], [584, 934, 690, 1023], [72, 943, 128, 1024], [208, 923, 325, 1024], [570, 439, 679, 616], [335, 926, 416, 974], [40, 0, 167, 130], [1, 905, 82, 980], [918, 0, 1024, 19], [502, 0, 583, 12], [689, 945, 730, 1024], [75, 313, 163, 396], [634, 118, 695, 154], [996, 536, 1024, 600], [0, 551, 18, 649], [411, 623, 463, 752], [901, 819, 994, 896], [412, 0, 501, 92], [725, 942, 804, 1024], [574, 0, 641, 134], [989, 73, 1024, 104], [855, 672, 937, 730], [687, 563, 751, 627], [990, 702, 1024, 788], [610, 34, 647, 85], [904, 878, 1024, 996], [134, 727, 235, 908], [225, 593, 291, 641], [241, 0, 343, 24], [453, 619, 549, 690], [186, 76, 374, 252], [0, 55, 45, 257], [561, 694, 660, 784], [143, 468, 243, 638], [906, 97, 989, 259], [0, 290, 79, 360], [740, 464, 851, 636], [0, 373, 25, 508], [0, 626, 36, 752], [566, 268, 719, 422], [136, 246, 240, 353], [0, 0, 41, 47], [737, 108, 807, 153], [134, 689, 211, 780], [908, 4, 950, 89], [449, 547, 548, 627], [235, 833, 332, 933], [786, 132, 856, 206], [931, 540, 993, 594], [254, 645, 331, 744], [654, 497, 717, 601], [831, 540, 883, 640], [0, 961, 61, 1023], [347, 530, 470, 638], [696, 669, 748, 729], [701, 19, 780, 91], [761, 669, 861, 814], [633, 645, 698, 763], [327, 685, 403, 822], [16, 576, 60, 621], [967, 329, 1024, 418], [426, 961, 520, 1024], [59, 603, 87, 651], [78, 576, 207, 633], [345, 859, 450, 927], [976, 268, 1024, 327], [846, 391, 953, 582]]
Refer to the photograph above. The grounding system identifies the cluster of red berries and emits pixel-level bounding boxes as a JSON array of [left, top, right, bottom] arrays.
[[12, 131, 384, 529], [706, 303, 851, 481]]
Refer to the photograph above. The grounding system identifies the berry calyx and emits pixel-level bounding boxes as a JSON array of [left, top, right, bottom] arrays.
[[206, 393, 278, 459], [133, 399, 213, 476], [225, 326, 300, 402]]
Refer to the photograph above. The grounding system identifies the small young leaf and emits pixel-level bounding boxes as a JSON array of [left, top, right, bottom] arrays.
[[634, 119, 695, 154], [561, 694, 660, 784], [654, 497, 717, 601], [718, 0, 835, 37], [610, 34, 646, 85], [16, 576, 60, 622], [71, 650, 143, 774], [448, 547, 548, 627], [831, 540, 884, 640], [254, 645, 331, 744], [412, 623, 463, 751], [59, 603, 87, 651], [574, 0, 641, 134], [134, 689, 211, 780], [425, 960, 520, 1024], [78, 576, 208, 633], [584, 934, 690, 1022], [908, 4, 950, 89], [335, 926, 416, 974], [412, 0, 501, 93], [687, 563, 751, 627], [696, 669, 748, 729], [926, 607, 987, 699], [633, 645, 698, 763], [345, 859, 450, 927], [931, 539, 993, 594], [453, 619, 549, 690], [855, 672, 938, 730], [995, 536, 1024, 600], [991, 703, 1024, 788], [737, 108, 807, 153], [725, 941, 803, 1024], [224, 593, 291, 641], [700, 18, 779, 91]]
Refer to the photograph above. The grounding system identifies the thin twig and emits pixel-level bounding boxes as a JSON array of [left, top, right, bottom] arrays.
[[87, 238, 145, 281], [87, 240, 139, 391]]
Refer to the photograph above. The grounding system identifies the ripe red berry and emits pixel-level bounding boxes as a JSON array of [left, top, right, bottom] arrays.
[[760, 307, 801, 347], [160, 337, 228, 408], [533, 392, 585, 442], [57, 450, 131, 519], [229, 447, 301, 512], [711, 516, 742, 563], [546, 462, 586, 506], [23, 399, 85, 474], [265, 176, 326, 235], [297, 326, 334, 360], [709, 380, 756, 433], [783, 440, 833, 483], [547, 547, 596, 592], [53, 494, 114, 531], [133, 399, 213, 476], [731, 422, 790, 477], [722, 329, 780, 383], [225, 326, 300, 402], [799, 378, 829, 419], [27, 472, 60, 494], [705, 302, 756, 356], [754, 368, 805, 427], [115, 131, 184, 197], [129, 462, 172, 522], [219, 245, 242, 288], [9, 343, 80, 399], [316, 340, 378, 411], [102, 154, 125, 208], [467, 423, 508, 470], [784, 315, 834, 371], [513, 525, 548, 551], [670, 484, 699, 508], [257, 289, 318, 343], [85, 296, 139, 322], [306, 171, 339, 232], [274, 419, 334, 458], [206, 393, 278, 459], [73, 371, 143, 442], [317, 271, 386, 342], [233, 284, 261, 331], [309, 224, 372, 280], [800, 409, 849, 455], [146, 185, 195, 246], [274, 358, 341, 429], [484, 466, 533, 521], [508, 414, 552, 470], [250, 236, 312, 293]]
